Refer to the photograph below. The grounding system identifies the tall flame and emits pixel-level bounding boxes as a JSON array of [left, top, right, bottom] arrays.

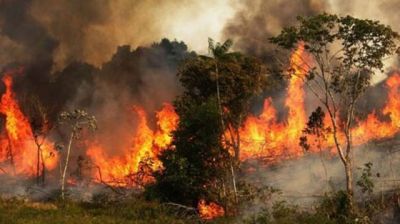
[[353, 73, 400, 144], [86, 103, 178, 187], [0, 72, 57, 176], [239, 43, 310, 160], [239, 43, 400, 161], [0, 44, 399, 193], [154, 103, 179, 149]]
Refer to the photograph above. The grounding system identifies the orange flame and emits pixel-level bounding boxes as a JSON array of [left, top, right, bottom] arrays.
[[239, 43, 310, 160], [352, 73, 400, 144], [86, 103, 178, 187], [0, 72, 58, 176], [154, 103, 179, 149], [238, 43, 400, 161], [198, 199, 225, 220], [1, 43, 399, 188]]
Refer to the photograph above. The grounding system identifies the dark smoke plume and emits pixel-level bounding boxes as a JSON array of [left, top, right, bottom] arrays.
[[223, 0, 326, 61]]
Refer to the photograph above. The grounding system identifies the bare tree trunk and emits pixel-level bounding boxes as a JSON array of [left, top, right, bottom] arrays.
[[34, 136, 47, 185], [36, 144, 40, 184], [7, 137, 15, 175], [40, 149, 46, 185], [344, 158, 354, 212], [327, 108, 354, 213], [215, 63, 225, 132], [344, 97, 356, 213], [61, 132, 74, 200], [215, 61, 239, 205], [234, 128, 240, 161], [230, 162, 238, 203]]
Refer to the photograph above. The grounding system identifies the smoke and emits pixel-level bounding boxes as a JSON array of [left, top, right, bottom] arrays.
[[223, 0, 326, 58], [223, 0, 400, 84], [0, 0, 195, 120], [0, 0, 196, 179], [241, 139, 400, 214], [28, 0, 233, 70], [57, 39, 194, 167], [327, 0, 400, 83], [222, 0, 327, 115]]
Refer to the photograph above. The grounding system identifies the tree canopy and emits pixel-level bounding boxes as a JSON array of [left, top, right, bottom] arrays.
[[271, 13, 400, 212]]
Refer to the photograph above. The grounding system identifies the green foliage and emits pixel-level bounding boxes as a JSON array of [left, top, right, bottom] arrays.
[[356, 162, 374, 195], [300, 107, 331, 151], [270, 13, 399, 101], [241, 189, 386, 224], [271, 13, 399, 71], [271, 13, 400, 212], [236, 183, 280, 207], [207, 38, 234, 59], [318, 191, 354, 223], [148, 39, 271, 211], [147, 98, 231, 207], [0, 197, 189, 224], [242, 201, 336, 224], [179, 39, 268, 141]]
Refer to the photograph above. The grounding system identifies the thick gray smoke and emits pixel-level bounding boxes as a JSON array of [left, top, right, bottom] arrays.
[[240, 139, 400, 217], [0, 0, 195, 122], [222, 0, 327, 116], [0, 0, 195, 189], [224, 0, 400, 83], [28, 0, 232, 70], [223, 0, 326, 59]]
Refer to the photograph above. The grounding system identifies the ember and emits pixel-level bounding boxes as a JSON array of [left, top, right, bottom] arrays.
[[198, 199, 225, 220]]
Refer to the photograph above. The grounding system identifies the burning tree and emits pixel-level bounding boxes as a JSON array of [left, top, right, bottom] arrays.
[[58, 109, 97, 199], [271, 13, 400, 212], [198, 38, 268, 161], [24, 95, 54, 185], [148, 39, 270, 214], [0, 71, 58, 177], [149, 98, 231, 210]]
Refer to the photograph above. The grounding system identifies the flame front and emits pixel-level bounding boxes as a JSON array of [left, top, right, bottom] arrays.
[[198, 199, 225, 220], [86, 103, 178, 187], [154, 103, 179, 149], [353, 73, 400, 143], [0, 44, 400, 190], [239, 43, 400, 161], [0, 72, 57, 176], [239, 43, 310, 160]]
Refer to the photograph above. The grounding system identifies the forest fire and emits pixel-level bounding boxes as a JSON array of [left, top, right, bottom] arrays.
[[238, 43, 310, 160], [0, 71, 179, 187], [0, 72, 58, 176], [86, 103, 179, 187], [0, 41, 399, 188], [197, 199, 225, 220], [353, 74, 400, 144], [2, 1, 400, 222], [0, 44, 399, 185], [238, 44, 400, 161]]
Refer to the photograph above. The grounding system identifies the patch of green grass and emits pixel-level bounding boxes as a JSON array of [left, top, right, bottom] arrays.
[[0, 198, 191, 224]]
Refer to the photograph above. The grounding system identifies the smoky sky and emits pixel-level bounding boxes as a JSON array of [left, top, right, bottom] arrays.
[[223, 0, 326, 59], [0, 0, 399, 123], [0, 0, 195, 123], [29, 0, 231, 70], [224, 0, 400, 83]]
